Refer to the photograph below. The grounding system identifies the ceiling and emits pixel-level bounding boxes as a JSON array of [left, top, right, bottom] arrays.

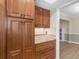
[[35, 0, 53, 10], [61, 0, 79, 17], [35, 0, 78, 11], [35, 0, 79, 17]]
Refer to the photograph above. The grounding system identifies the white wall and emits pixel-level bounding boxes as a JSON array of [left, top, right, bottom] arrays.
[[60, 12, 71, 21], [35, 11, 57, 35]]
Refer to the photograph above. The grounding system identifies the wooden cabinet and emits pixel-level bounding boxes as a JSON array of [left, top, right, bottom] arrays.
[[7, 0, 35, 19], [40, 50, 54, 59], [24, 0, 35, 19], [23, 20, 34, 48], [23, 48, 35, 59], [36, 41, 56, 59], [7, 18, 23, 59], [7, 0, 25, 17], [0, 0, 6, 59], [7, 17, 35, 59], [35, 7, 43, 27], [35, 6, 50, 28], [1, 0, 35, 59], [43, 9, 50, 28]]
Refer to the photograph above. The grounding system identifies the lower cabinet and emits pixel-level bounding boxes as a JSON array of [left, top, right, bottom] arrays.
[[37, 49, 55, 59], [23, 48, 35, 59], [7, 17, 35, 59], [36, 41, 56, 59], [40, 50, 55, 59]]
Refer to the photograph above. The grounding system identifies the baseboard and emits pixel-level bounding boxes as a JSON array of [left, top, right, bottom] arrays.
[[60, 40, 68, 42], [60, 40, 79, 45], [67, 41, 79, 45]]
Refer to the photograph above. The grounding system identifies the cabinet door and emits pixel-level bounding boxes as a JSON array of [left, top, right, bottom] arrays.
[[0, 1, 6, 59], [22, 20, 35, 59], [41, 55, 52, 59], [40, 50, 55, 59], [50, 48, 56, 59], [43, 9, 50, 28], [23, 20, 34, 49], [23, 48, 35, 59], [7, 18, 23, 59], [35, 6, 43, 27], [24, 0, 35, 19], [7, 0, 25, 17]]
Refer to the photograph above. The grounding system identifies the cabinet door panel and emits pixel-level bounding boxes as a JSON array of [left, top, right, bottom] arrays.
[[35, 7, 43, 27], [7, 18, 23, 59], [50, 48, 56, 59], [23, 49, 35, 59], [35, 6, 50, 28], [43, 9, 50, 28], [23, 20, 35, 59], [40, 50, 55, 59], [24, 0, 35, 19], [7, 0, 25, 17], [7, 50, 22, 59], [0, 1, 6, 59], [23, 20, 34, 49], [41, 55, 51, 59]]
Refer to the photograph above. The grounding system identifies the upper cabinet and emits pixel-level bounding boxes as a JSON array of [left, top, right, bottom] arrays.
[[43, 9, 50, 28], [24, 0, 35, 19], [35, 6, 50, 28], [7, 0, 35, 19], [35, 6, 43, 27]]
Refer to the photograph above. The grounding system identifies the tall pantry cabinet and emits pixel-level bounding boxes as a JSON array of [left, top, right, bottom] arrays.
[[0, 0, 35, 59], [7, 18, 35, 59], [0, 0, 6, 59]]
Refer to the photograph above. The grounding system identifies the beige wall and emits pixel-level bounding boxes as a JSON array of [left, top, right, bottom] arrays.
[[60, 11, 79, 43], [69, 17, 79, 34], [69, 17, 79, 43]]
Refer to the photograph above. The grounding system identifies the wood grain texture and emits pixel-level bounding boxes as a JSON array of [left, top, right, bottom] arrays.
[[7, 17, 35, 59], [7, 0, 35, 19], [24, 0, 35, 19], [36, 41, 56, 59], [43, 8, 50, 28], [35, 6, 43, 27], [35, 6, 50, 28], [0, 0, 6, 59]]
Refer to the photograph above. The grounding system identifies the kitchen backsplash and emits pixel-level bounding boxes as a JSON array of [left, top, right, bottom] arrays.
[[35, 28, 56, 35]]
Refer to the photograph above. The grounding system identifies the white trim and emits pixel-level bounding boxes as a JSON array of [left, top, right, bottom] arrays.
[[56, 9, 60, 59], [64, 41, 79, 45], [60, 40, 67, 42], [69, 33, 79, 35], [68, 41, 79, 45], [59, 0, 79, 8]]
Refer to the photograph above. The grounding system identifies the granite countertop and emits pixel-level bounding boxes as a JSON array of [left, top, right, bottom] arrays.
[[35, 34, 56, 44]]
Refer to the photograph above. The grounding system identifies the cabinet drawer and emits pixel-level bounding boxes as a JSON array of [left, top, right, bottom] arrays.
[[36, 41, 56, 59], [36, 41, 55, 52]]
